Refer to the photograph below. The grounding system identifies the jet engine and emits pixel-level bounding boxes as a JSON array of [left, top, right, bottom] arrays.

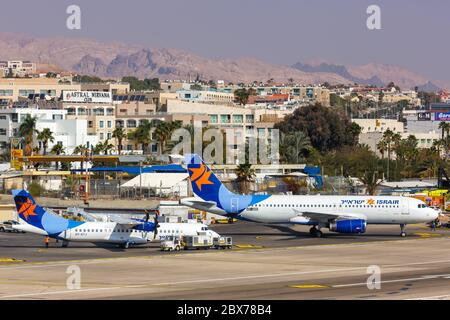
[[329, 219, 367, 234]]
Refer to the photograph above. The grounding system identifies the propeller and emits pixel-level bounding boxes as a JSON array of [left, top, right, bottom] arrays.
[[153, 210, 160, 239]]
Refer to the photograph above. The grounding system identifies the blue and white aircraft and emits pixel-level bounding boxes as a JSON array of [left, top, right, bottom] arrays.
[[11, 189, 218, 248], [180, 155, 439, 237]]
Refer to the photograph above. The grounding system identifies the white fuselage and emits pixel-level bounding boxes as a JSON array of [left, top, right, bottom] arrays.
[[14, 221, 218, 245], [184, 195, 438, 225]]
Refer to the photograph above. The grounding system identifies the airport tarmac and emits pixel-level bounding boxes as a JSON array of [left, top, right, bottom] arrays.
[[0, 222, 449, 300]]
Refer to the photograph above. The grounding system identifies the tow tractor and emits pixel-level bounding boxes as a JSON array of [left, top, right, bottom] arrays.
[[160, 234, 233, 251]]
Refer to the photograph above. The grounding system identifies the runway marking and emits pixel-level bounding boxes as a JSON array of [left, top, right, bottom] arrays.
[[235, 244, 264, 249], [0, 258, 23, 263], [332, 274, 450, 288], [0, 286, 122, 299], [2, 260, 450, 299], [290, 284, 328, 289], [414, 233, 442, 238], [407, 294, 450, 300]]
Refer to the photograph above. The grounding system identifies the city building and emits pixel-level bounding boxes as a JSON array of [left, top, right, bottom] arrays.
[[0, 60, 36, 78]]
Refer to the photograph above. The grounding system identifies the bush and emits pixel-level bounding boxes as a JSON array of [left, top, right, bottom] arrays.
[[28, 182, 43, 198]]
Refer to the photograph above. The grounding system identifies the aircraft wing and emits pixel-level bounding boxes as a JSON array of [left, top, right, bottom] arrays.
[[291, 209, 366, 224], [108, 215, 143, 227], [180, 198, 225, 215]]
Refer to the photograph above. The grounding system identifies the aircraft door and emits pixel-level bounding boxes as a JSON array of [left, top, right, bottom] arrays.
[[230, 198, 239, 214], [401, 199, 410, 215]]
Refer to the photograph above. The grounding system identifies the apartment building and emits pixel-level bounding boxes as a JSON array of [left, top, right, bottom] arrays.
[[0, 78, 130, 104], [352, 118, 405, 134], [0, 60, 36, 78]]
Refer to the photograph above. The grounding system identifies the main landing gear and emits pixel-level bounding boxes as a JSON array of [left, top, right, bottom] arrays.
[[400, 224, 407, 237], [61, 240, 69, 248], [309, 226, 323, 238]]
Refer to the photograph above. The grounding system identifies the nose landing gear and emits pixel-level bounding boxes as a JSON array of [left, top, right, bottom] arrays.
[[400, 224, 407, 237]]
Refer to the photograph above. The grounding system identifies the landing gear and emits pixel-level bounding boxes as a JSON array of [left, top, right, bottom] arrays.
[[400, 224, 407, 237], [122, 242, 130, 249], [61, 240, 69, 248], [309, 226, 323, 238]]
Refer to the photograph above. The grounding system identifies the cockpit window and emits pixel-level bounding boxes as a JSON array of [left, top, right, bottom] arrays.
[[418, 204, 427, 208]]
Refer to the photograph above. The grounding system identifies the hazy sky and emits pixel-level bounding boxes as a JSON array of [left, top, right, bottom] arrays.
[[1, 0, 449, 80]]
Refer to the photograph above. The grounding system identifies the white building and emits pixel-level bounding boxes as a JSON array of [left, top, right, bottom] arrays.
[[352, 118, 405, 134]]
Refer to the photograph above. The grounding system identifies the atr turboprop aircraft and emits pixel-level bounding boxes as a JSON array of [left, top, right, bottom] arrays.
[[12, 189, 219, 248], [181, 154, 439, 237]]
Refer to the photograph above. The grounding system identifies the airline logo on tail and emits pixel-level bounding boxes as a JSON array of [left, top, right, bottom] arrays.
[[185, 154, 270, 215], [189, 163, 214, 191], [17, 198, 37, 220]]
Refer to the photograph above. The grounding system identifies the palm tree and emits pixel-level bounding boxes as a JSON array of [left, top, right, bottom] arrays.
[[381, 129, 401, 181], [280, 131, 312, 164], [37, 128, 54, 155], [73, 144, 89, 169], [112, 127, 127, 155], [50, 143, 65, 170], [127, 130, 140, 151], [18, 114, 38, 156], [439, 121, 450, 140], [154, 121, 182, 155], [376, 140, 387, 159], [235, 163, 256, 194], [136, 120, 153, 153]]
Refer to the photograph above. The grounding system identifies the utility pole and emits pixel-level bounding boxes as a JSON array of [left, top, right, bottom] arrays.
[[139, 160, 143, 199]]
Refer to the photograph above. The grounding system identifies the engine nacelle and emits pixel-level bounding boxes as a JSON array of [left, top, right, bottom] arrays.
[[329, 219, 367, 234]]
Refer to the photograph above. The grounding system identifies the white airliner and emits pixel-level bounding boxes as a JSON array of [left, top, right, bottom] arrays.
[[181, 154, 439, 237], [12, 189, 219, 248]]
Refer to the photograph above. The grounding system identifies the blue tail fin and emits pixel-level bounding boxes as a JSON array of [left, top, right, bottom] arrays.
[[12, 189, 82, 235], [184, 154, 270, 214]]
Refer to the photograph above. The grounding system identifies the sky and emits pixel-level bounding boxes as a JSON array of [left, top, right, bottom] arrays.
[[1, 0, 449, 81]]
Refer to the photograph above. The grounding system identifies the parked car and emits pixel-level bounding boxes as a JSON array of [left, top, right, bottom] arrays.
[[0, 220, 25, 233]]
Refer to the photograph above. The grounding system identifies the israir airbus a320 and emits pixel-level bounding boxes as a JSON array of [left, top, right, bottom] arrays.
[[181, 155, 439, 237], [12, 189, 218, 248]]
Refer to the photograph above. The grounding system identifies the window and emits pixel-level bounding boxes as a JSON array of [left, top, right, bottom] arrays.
[[100, 133, 104, 140], [107, 121, 112, 128], [220, 115, 231, 123], [233, 114, 243, 123], [99, 121, 104, 128], [106, 108, 114, 116], [78, 108, 87, 116], [107, 132, 112, 139], [19, 89, 34, 97], [209, 114, 218, 123], [127, 120, 136, 128], [53, 114, 63, 120], [88, 121, 93, 128], [0, 90, 13, 96], [0, 128, 6, 136], [245, 114, 254, 123]]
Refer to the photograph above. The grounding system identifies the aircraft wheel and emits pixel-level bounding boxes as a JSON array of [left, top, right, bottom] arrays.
[[400, 232, 406, 237], [315, 230, 323, 238]]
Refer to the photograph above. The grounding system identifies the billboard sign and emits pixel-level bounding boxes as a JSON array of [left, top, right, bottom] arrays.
[[63, 91, 112, 103], [435, 112, 450, 121], [10, 149, 23, 170], [417, 112, 431, 121]]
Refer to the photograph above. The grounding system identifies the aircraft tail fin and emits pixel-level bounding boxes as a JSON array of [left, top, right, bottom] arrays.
[[184, 154, 234, 204], [12, 189, 78, 235]]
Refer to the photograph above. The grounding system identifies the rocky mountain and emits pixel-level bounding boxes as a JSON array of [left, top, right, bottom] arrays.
[[0, 32, 446, 90]]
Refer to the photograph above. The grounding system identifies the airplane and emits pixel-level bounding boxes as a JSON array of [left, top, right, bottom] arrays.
[[11, 189, 219, 248], [180, 154, 440, 238]]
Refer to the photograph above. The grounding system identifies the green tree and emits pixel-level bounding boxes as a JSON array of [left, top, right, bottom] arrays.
[[275, 103, 359, 153], [234, 88, 251, 105], [380, 129, 401, 181], [279, 131, 312, 164], [235, 163, 255, 194], [37, 128, 54, 155], [50, 143, 65, 170], [18, 114, 38, 156], [112, 127, 127, 155]]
